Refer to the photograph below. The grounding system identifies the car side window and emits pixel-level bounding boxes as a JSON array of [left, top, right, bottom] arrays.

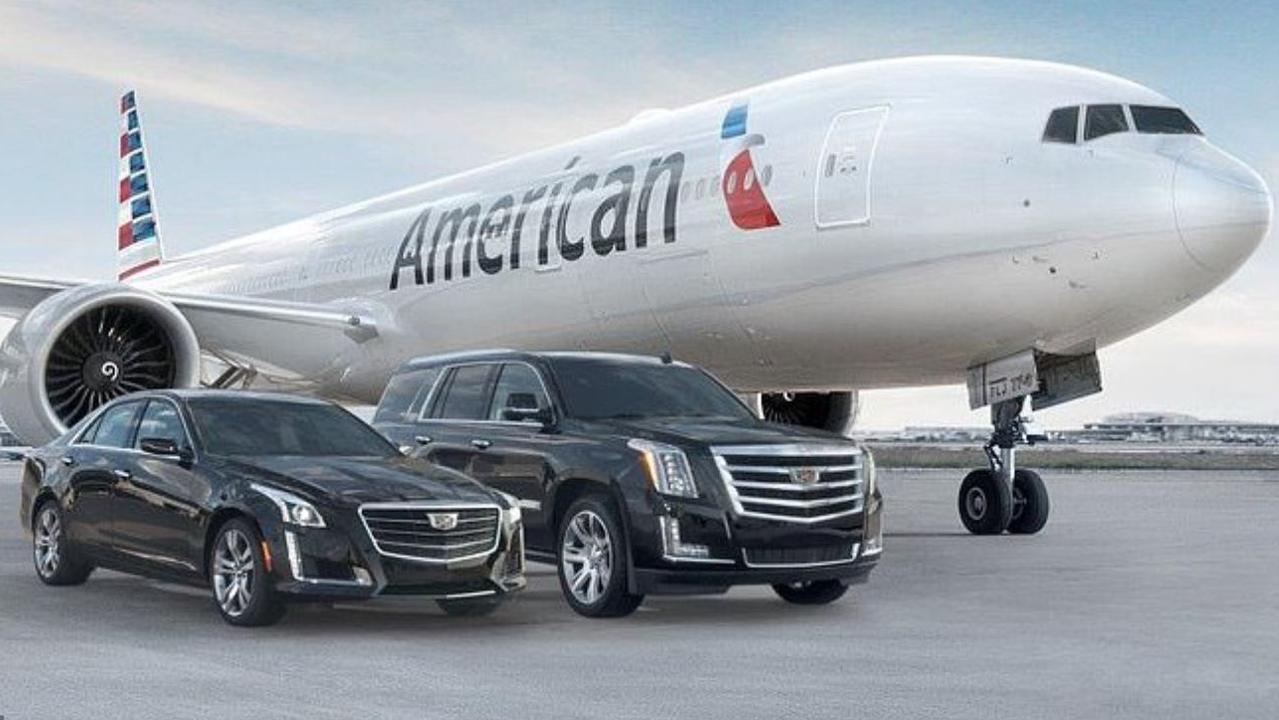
[[488, 364, 551, 420], [433, 364, 497, 420], [75, 414, 104, 445], [93, 402, 144, 449], [373, 367, 441, 424], [134, 400, 189, 450]]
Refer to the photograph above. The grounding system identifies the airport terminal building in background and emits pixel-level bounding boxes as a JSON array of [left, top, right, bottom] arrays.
[[889, 412, 1279, 446]]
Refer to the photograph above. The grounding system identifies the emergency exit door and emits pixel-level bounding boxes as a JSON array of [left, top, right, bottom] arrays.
[[814, 106, 889, 228]]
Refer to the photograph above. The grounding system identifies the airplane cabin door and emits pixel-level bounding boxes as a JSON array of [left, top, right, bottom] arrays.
[[814, 106, 889, 228]]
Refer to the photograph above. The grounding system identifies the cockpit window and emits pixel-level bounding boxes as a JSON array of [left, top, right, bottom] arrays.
[[1042, 106, 1079, 144], [1084, 104, 1129, 141], [1130, 106, 1202, 135]]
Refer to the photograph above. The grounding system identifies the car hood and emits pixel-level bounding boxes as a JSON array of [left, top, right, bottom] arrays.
[[217, 455, 499, 507], [577, 417, 853, 448]]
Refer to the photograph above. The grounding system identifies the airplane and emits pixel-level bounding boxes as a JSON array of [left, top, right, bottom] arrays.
[[0, 56, 1270, 535]]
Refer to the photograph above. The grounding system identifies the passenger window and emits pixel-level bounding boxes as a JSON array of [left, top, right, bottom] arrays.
[[374, 367, 442, 424], [434, 365, 496, 420], [134, 400, 188, 450], [1084, 104, 1128, 141], [75, 414, 104, 445], [1042, 106, 1079, 143], [489, 364, 551, 420], [93, 402, 143, 449]]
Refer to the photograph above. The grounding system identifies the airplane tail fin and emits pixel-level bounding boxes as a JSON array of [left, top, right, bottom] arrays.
[[117, 90, 165, 281]]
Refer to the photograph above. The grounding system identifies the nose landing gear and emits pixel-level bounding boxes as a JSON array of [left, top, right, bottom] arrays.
[[958, 397, 1051, 535]]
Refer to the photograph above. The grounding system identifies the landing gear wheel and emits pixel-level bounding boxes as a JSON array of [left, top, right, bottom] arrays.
[[1008, 469, 1050, 535], [772, 579, 849, 605], [32, 502, 93, 586], [210, 518, 286, 627], [958, 469, 1013, 535], [557, 496, 644, 618], [437, 597, 503, 617]]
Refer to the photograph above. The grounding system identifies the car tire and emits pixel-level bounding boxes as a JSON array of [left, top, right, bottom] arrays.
[[437, 597, 503, 617], [772, 579, 850, 605], [557, 495, 644, 618], [958, 468, 1014, 535], [1007, 469, 1050, 535], [209, 518, 286, 627], [32, 501, 93, 586]]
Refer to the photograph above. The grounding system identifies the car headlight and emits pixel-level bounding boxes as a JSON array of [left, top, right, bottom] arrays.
[[628, 439, 698, 498], [863, 448, 877, 499], [251, 483, 327, 528]]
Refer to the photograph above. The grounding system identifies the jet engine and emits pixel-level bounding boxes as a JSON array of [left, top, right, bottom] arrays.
[[0, 284, 200, 444], [759, 391, 860, 437]]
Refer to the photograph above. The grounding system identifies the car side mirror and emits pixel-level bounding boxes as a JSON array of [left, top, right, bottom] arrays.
[[139, 437, 191, 461]]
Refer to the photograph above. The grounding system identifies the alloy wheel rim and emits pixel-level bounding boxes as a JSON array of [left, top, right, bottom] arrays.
[[34, 508, 62, 577], [212, 528, 255, 617], [561, 510, 612, 605]]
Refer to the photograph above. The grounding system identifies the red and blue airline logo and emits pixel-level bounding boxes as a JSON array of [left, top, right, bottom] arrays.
[[720, 102, 780, 230]]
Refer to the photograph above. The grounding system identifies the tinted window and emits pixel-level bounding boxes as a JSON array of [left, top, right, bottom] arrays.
[[1130, 105, 1201, 135], [373, 367, 441, 424], [1043, 106, 1079, 143], [188, 399, 395, 457], [434, 365, 496, 420], [1085, 104, 1128, 141], [94, 402, 143, 449], [488, 363, 551, 420], [549, 359, 754, 421], [75, 415, 104, 445], [134, 400, 188, 449]]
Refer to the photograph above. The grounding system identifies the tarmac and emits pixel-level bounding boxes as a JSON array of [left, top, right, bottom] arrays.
[[2, 463, 1276, 719]]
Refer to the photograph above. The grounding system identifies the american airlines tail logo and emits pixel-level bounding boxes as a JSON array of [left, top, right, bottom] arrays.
[[720, 102, 780, 230]]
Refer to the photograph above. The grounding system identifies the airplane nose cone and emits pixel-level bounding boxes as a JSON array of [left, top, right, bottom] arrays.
[[1174, 145, 1272, 273]]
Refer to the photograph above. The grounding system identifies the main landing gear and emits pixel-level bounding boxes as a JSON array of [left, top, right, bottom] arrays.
[[958, 397, 1051, 535]]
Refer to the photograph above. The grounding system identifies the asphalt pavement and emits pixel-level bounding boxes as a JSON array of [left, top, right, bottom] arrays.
[[2, 463, 1277, 719]]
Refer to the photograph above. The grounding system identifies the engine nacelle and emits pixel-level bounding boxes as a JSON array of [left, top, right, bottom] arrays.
[[759, 391, 860, 437], [0, 284, 200, 444]]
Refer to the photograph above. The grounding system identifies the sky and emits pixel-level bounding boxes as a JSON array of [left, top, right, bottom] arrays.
[[0, 0, 1276, 430]]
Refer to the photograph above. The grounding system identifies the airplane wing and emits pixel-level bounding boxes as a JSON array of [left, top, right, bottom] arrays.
[[0, 274, 378, 341], [0, 274, 78, 317]]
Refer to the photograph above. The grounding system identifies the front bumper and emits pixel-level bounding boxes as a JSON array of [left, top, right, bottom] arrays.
[[262, 508, 526, 602], [621, 488, 884, 596]]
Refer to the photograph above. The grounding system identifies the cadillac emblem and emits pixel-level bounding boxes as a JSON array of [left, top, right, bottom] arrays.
[[427, 512, 459, 531], [789, 467, 821, 486]]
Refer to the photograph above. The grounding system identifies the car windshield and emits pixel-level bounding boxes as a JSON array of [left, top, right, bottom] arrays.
[[188, 399, 396, 457], [548, 358, 755, 421]]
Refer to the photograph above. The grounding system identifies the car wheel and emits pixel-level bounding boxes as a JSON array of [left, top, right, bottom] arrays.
[[437, 597, 503, 617], [210, 518, 286, 627], [32, 501, 93, 586], [772, 579, 850, 605], [557, 496, 643, 618]]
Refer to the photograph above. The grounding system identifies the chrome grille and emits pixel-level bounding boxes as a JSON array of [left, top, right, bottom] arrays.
[[712, 444, 864, 524], [359, 504, 500, 564]]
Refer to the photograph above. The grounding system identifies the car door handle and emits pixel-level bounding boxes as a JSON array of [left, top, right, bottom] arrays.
[[415, 435, 433, 446], [60, 456, 76, 467], [112, 469, 132, 481], [470, 438, 492, 450]]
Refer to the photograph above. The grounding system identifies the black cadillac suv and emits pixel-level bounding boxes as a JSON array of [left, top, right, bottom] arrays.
[[374, 351, 881, 618]]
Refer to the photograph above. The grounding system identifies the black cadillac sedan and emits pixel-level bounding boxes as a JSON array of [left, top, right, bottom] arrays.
[[18, 390, 525, 626]]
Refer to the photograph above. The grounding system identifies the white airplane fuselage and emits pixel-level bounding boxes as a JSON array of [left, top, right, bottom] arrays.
[[133, 57, 1272, 403]]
